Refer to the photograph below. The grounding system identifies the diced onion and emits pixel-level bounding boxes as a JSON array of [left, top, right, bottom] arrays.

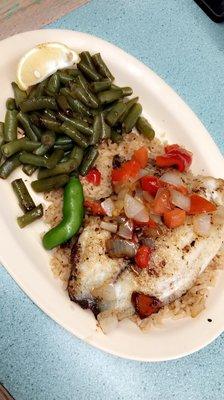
[[100, 221, 117, 233], [170, 189, 190, 211], [97, 311, 118, 334], [118, 219, 133, 239], [101, 198, 114, 216], [92, 283, 116, 302], [160, 171, 182, 186], [141, 237, 155, 248], [150, 213, 162, 224], [193, 214, 211, 237], [135, 188, 143, 201], [106, 238, 137, 258], [124, 194, 149, 222], [212, 206, 224, 226]]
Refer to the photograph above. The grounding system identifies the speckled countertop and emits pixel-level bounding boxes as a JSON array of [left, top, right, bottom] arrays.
[[1, 1, 224, 399]]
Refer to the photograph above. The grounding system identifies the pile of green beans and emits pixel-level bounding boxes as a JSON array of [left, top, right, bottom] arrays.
[[0, 50, 155, 233]]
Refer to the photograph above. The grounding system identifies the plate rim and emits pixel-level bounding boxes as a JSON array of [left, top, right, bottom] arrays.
[[0, 28, 224, 362]]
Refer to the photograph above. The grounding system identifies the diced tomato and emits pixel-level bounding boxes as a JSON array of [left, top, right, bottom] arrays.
[[131, 292, 162, 319], [153, 188, 171, 215], [163, 208, 186, 228], [135, 245, 152, 269], [189, 194, 217, 214], [133, 219, 157, 228], [111, 160, 141, 183], [140, 175, 161, 197], [84, 199, 106, 216], [165, 144, 192, 166], [86, 167, 101, 186], [156, 153, 187, 172], [132, 146, 148, 168], [156, 144, 192, 172]]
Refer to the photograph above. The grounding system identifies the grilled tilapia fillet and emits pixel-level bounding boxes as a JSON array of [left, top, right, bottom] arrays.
[[68, 177, 224, 317]]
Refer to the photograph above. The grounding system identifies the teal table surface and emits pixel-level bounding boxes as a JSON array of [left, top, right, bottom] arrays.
[[1, 1, 224, 399]]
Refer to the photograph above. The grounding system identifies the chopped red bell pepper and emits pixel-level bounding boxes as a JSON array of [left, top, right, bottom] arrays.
[[131, 292, 162, 319], [189, 194, 217, 214], [153, 188, 172, 215], [140, 175, 161, 197], [135, 245, 152, 269], [84, 199, 106, 216], [111, 159, 141, 183], [163, 208, 186, 228], [86, 167, 101, 186], [132, 146, 148, 168], [156, 144, 192, 172]]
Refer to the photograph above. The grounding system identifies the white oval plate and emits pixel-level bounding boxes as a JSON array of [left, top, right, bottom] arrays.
[[0, 30, 223, 362]]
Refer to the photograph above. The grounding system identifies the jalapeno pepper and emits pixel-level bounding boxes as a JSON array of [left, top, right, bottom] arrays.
[[42, 177, 84, 250]]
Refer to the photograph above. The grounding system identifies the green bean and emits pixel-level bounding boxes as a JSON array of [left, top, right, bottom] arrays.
[[75, 75, 99, 109], [4, 110, 17, 142], [79, 146, 99, 176], [120, 87, 133, 97], [69, 146, 84, 168], [46, 73, 60, 95], [22, 165, 37, 176], [136, 116, 155, 140], [100, 113, 111, 139], [11, 82, 27, 107], [0, 154, 21, 179], [20, 97, 57, 112], [19, 152, 48, 168], [98, 89, 123, 105], [34, 144, 50, 156], [60, 68, 80, 77], [41, 131, 56, 147], [105, 102, 126, 127], [11, 178, 35, 212], [1, 138, 40, 158], [40, 116, 62, 133], [61, 122, 89, 148], [90, 114, 101, 145], [92, 53, 114, 81], [90, 79, 111, 93], [54, 136, 73, 147], [31, 174, 69, 193], [56, 95, 71, 113], [66, 94, 91, 116], [78, 61, 101, 81], [58, 113, 93, 136], [42, 177, 84, 250], [111, 130, 123, 143], [118, 97, 138, 122], [0, 122, 5, 147], [43, 109, 57, 120], [17, 112, 38, 141], [80, 51, 97, 71], [28, 80, 47, 99], [54, 143, 73, 151], [38, 159, 79, 179], [58, 71, 74, 85], [17, 204, 43, 228], [29, 112, 42, 126], [6, 98, 16, 110], [111, 84, 133, 97], [70, 84, 96, 109], [60, 154, 70, 163], [59, 87, 71, 97], [46, 149, 64, 169], [30, 125, 41, 141], [123, 103, 142, 133]]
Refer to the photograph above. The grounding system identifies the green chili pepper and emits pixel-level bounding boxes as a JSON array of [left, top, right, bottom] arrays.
[[42, 177, 84, 249]]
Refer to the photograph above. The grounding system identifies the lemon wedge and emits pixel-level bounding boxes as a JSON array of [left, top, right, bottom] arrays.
[[16, 42, 79, 90]]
